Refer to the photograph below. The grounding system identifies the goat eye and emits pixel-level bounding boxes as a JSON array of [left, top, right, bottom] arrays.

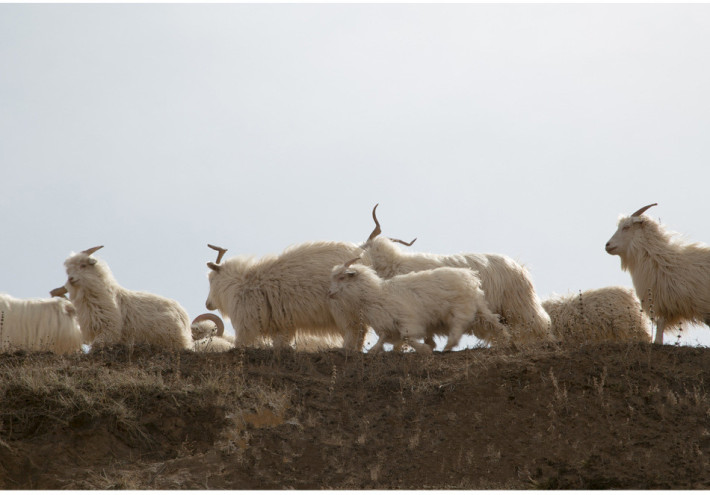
[[80, 263, 86, 268]]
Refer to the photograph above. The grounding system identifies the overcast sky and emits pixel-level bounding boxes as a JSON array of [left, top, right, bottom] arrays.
[[2, 4, 710, 346]]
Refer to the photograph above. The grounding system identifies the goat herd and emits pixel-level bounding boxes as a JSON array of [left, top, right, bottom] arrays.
[[1, 203, 709, 356]]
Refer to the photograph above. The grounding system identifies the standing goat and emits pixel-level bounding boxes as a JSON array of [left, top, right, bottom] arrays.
[[0, 293, 84, 354], [542, 287, 651, 344], [329, 258, 509, 353], [51, 246, 194, 351], [606, 203, 710, 344], [359, 204, 552, 345], [205, 242, 367, 350]]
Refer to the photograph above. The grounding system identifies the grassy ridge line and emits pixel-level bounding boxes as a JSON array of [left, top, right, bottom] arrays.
[[0, 342, 709, 489]]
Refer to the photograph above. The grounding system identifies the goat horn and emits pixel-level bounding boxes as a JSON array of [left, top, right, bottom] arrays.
[[50, 286, 68, 298], [82, 245, 104, 255], [367, 203, 382, 242], [389, 237, 417, 247], [344, 257, 361, 268], [191, 313, 225, 337], [630, 203, 658, 217], [207, 244, 228, 264]]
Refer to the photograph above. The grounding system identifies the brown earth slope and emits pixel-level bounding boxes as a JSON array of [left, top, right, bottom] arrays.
[[1, 341, 710, 489]]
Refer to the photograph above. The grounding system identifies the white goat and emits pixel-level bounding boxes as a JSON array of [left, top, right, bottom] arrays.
[[0, 293, 84, 354], [328, 258, 510, 353], [359, 205, 553, 345], [191, 313, 235, 352], [205, 242, 367, 350], [542, 287, 651, 344], [606, 203, 710, 344], [191, 312, 230, 340], [52, 246, 194, 351]]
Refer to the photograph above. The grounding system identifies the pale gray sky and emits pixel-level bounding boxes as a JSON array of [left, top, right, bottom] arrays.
[[2, 4, 710, 346]]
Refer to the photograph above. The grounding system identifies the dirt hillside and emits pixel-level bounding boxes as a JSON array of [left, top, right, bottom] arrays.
[[1, 341, 710, 489]]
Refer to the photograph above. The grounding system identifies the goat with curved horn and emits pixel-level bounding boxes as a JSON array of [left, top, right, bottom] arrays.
[[630, 203, 658, 217], [59, 246, 195, 350], [205, 238, 367, 350], [208, 244, 228, 264], [191, 312, 234, 352], [191, 313, 225, 337], [606, 201, 710, 344], [358, 204, 553, 344]]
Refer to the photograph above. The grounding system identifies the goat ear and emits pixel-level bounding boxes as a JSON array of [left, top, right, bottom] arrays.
[[207, 262, 221, 272], [631, 217, 644, 224], [345, 270, 357, 277], [88, 258, 97, 265]]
